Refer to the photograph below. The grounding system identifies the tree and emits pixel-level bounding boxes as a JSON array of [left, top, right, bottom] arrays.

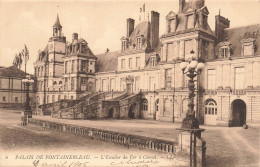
[[21, 44, 29, 73], [12, 53, 23, 69]]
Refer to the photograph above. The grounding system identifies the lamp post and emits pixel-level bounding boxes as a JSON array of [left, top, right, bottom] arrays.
[[21, 75, 34, 126], [179, 57, 204, 128], [176, 52, 206, 167]]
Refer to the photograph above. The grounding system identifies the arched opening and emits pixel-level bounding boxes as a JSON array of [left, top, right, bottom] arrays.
[[59, 81, 62, 85], [108, 108, 114, 118], [53, 81, 57, 85], [142, 99, 148, 111], [128, 103, 136, 119], [231, 99, 246, 127], [204, 99, 218, 125]]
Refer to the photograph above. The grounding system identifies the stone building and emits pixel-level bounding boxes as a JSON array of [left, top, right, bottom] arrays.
[[0, 66, 35, 109], [35, 0, 260, 127], [34, 15, 97, 108]]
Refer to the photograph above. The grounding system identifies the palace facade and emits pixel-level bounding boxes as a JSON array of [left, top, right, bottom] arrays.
[[34, 0, 260, 127]]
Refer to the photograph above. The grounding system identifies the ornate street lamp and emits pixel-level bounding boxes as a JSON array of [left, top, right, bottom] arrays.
[[21, 75, 34, 125], [176, 51, 206, 167], [179, 56, 204, 128]]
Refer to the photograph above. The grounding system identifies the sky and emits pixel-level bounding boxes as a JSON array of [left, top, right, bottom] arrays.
[[0, 0, 260, 74]]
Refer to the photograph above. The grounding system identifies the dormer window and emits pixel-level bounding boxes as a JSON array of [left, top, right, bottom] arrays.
[[122, 41, 126, 52], [241, 38, 255, 56], [150, 56, 156, 67], [220, 47, 229, 58], [217, 41, 231, 58]]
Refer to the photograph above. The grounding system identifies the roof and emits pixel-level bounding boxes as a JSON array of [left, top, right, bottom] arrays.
[[128, 21, 150, 49], [95, 51, 120, 72], [222, 24, 260, 57], [53, 14, 62, 27], [0, 66, 27, 78]]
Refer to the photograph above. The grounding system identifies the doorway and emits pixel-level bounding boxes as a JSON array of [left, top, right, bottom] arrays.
[[108, 108, 114, 118], [231, 99, 246, 127], [128, 103, 136, 119]]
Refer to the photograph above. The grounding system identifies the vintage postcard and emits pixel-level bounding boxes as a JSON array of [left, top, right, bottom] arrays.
[[0, 0, 259, 167]]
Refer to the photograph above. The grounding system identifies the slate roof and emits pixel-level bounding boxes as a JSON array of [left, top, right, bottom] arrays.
[[0, 66, 27, 78], [95, 51, 120, 72], [53, 14, 62, 27], [129, 21, 150, 46], [222, 24, 260, 57]]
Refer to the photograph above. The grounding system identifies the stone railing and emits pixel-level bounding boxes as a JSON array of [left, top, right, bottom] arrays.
[[29, 118, 178, 154]]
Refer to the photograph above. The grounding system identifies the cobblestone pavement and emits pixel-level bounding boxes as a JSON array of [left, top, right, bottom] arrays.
[[1, 109, 259, 167]]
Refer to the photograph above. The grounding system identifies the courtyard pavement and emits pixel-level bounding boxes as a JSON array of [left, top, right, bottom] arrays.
[[1, 109, 259, 167], [31, 114, 260, 167]]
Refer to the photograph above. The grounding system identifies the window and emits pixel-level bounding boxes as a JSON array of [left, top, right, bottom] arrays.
[[122, 41, 126, 52], [149, 77, 155, 91], [166, 43, 173, 62], [136, 57, 140, 68], [184, 40, 194, 59], [235, 67, 244, 89], [135, 77, 140, 91], [205, 99, 217, 115], [64, 95, 67, 100], [71, 60, 75, 73], [59, 81, 62, 85], [150, 57, 156, 67], [65, 61, 68, 74], [155, 99, 159, 112], [71, 96, 73, 100], [2, 96, 6, 102], [207, 69, 216, 89], [243, 44, 253, 56], [165, 69, 172, 88], [53, 81, 57, 86], [82, 60, 87, 72], [52, 95, 55, 103], [129, 58, 132, 68], [71, 77, 75, 90], [58, 95, 61, 101], [220, 47, 228, 58], [137, 37, 141, 49], [120, 78, 125, 91], [121, 59, 125, 69], [142, 99, 148, 111], [15, 97, 18, 102], [65, 78, 68, 91]]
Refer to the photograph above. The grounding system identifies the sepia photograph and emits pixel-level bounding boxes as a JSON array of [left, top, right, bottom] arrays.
[[0, 0, 259, 166]]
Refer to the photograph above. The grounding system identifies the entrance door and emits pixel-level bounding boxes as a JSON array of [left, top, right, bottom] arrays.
[[204, 99, 218, 125], [128, 104, 136, 119], [231, 99, 246, 127], [108, 108, 114, 118]]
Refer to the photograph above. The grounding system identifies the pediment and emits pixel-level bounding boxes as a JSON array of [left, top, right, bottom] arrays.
[[200, 6, 209, 15], [217, 41, 231, 47], [240, 38, 255, 44], [166, 11, 177, 20]]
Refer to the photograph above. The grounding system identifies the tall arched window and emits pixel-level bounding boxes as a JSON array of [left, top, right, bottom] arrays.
[[142, 99, 148, 111], [205, 99, 217, 115]]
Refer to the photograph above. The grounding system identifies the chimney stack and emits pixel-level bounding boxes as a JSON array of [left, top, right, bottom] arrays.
[[179, 0, 185, 13], [126, 18, 135, 37], [215, 15, 230, 43], [72, 33, 78, 41], [150, 11, 160, 50]]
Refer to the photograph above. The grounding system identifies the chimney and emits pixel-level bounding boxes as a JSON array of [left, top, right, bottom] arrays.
[[126, 18, 135, 37], [72, 33, 78, 41], [179, 0, 185, 13], [150, 11, 160, 50], [215, 15, 230, 43]]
